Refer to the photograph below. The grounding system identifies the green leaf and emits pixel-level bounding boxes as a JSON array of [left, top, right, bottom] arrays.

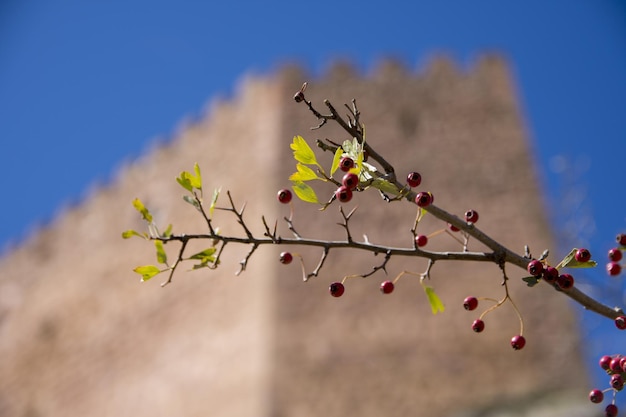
[[289, 163, 321, 182], [290, 135, 318, 165], [291, 181, 320, 204], [188, 248, 217, 260], [556, 248, 598, 269], [209, 187, 221, 218], [522, 276, 541, 287], [424, 285, 445, 315], [330, 147, 343, 175], [176, 168, 202, 193], [162, 224, 173, 238], [132, 198, 153, 223], [122, 229, 146, 239], [193, 163, 202, 191], [176, 173, 193, 192], [155, 240, 167, 264], [133, 265, 162, 282], [183, 195, 201, 209]]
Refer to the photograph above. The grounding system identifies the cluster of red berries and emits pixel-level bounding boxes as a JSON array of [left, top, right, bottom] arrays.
[[462, 296, 526, 350], [607, 234, 625, 277], [526, 254, 582, 291], [589, 353, 626, 416]]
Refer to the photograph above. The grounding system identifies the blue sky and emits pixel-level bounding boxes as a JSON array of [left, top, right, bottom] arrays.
[[1, 0, 625, 385]]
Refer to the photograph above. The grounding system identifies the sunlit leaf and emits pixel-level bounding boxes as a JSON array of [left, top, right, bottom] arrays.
[[556, 248, 598, 269], [133, 265, 162, 282], [193, 163, 202, 191], [162, 224, 173, 238], [188, 248, 217, 260], [176, 172, 193, 192], [132, 198, 153, 223], [289, 163, 321, 182], [209, 187, 221, 218], [424, 285, 445, 314], [290, 135, 318, 165], [330, 147, 343, 175], [155, 240, 167, 264], [121, 229, 146, 239], [291, 181, 320, 204]]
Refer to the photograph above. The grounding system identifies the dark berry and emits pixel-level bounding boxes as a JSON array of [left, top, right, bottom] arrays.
[[380, 280, 394, 294], [472, 319, 485, 333], [339, 156, 354, 172], [406, 172, 422, 188], [415, 191, 433, 207], [448, 223, 460, 232], [611, 374, 624, 391], [607, 262, 622, 276], [617, 233, 626, 246], [277, 188, 292, 204], [606, 404, 618, 417], [575, 248, 591, 263], [556, 273, 574, 290], [615, 316, 626, 330], [542, 266, 559, 284], [329, 282, 345, 297], [335, 185, 353, 203], [527, 260, 544, 277], [610, 357, 623, 373], [464, 209, 479, 223], [279, 252, 293, 265], [511, 335, 526, 350], [609, 248, 623, 262], [589, 389, 604, 404], [463, 296, 478, 311], [600, 355, 612, 370], [415, 234, 428, 247], [293, 91, 305, 103], [342, 172, 359, 190]]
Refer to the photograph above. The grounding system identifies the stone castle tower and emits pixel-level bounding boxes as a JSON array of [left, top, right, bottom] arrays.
[[0, 56, 591, 416]]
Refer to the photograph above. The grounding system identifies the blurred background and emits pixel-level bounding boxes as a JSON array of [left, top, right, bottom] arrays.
[[1, 0, 625, 396]]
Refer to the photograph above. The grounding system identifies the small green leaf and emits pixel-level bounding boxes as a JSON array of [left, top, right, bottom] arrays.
[[132, 198, 153, 223], [291, 181, 320, 204], [289, 163, 321, 182], [188, 248, 217, 260], [522, 276, 541, 287], [155, 240, 167, 264], [193, 163, 203, 191], [122, 229, 146, 239], [557, 248, 598, 269], [176, 173, 193, 192], [290, 135, 318, 165], [330, 147, 343, 175], [162, 224, 173, 238], [209, 187, 221, 218], [424, 285, 445, 314], [133, 265, 162, 282], [183, 195, 200, 209]]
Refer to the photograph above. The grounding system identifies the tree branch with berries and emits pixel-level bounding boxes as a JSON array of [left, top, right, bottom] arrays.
[[124, 82, 626, 415]]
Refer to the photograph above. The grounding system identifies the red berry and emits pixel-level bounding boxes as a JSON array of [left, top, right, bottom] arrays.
[[463, 296, 478, 311], [589, 389, 604, 404], [542, 266, 559, 284], [380, 280, 394, 294], [415, 191, 433, 207], [575, 248, 591, 263], [464, 209, 479, 223], [617, 233, 626, 246], [609, 357, 623, 373], [609, 248, 623, 262], [511, 335, 526, 350], [335, 186, 353, 203], [342, 172, 359, 190], [607, 262, 622, 276], [277, 188, 292, 204], [339, 156, 354, 172], [415, 234, 428, 247], [279, 252, 293, 264], [606, 404, 618, 417], [471, 319, 485, 333], [615, 316, 626, 330], [406, 171, 422, 187], [556, 273, 574, 290], [329, 282, 345, 297], [600, 355, 613, 370], [611, 374, 624, 390], [527, 260, 544, 277], [448, 223, 460, 232]]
